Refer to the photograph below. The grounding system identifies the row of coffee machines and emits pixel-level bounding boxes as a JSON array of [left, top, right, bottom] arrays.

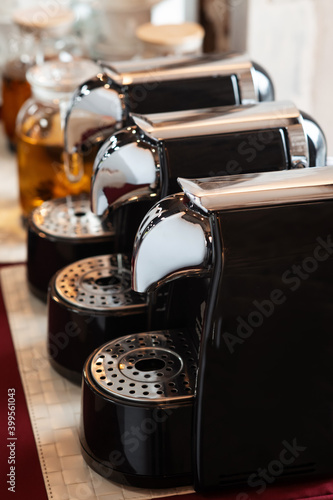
[[26, 53, 333, 492]]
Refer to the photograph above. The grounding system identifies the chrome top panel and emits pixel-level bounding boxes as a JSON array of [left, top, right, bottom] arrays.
[[102, 53, 257, 101], [133, 101, 302, 140], [132, 101, 309, 168], [179, 166, 333, 213]]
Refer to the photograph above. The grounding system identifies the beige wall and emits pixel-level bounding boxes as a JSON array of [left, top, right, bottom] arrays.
[[247, 0, 333, 155]]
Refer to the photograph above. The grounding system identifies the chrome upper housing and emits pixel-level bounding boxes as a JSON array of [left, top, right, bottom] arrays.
[[132, 166, 333, 294]]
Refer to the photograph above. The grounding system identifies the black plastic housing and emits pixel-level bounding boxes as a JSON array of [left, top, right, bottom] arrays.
[[194, 199, 333, 491]]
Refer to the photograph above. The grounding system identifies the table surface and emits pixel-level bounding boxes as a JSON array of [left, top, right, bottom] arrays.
[[1, 130, 333, 500]]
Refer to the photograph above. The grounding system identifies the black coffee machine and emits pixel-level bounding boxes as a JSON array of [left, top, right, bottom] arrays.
[[28, 54, 274, 300], [65, 53, 274, 161], [47, 101, 326, 382], [81, 166, 333, 492]]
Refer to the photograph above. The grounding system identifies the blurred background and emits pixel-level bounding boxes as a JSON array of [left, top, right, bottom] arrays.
[[0, 0, 331, 153]]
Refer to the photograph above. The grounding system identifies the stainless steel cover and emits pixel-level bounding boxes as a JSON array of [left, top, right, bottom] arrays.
[[179, 165, 333, 212], [31, 195, 114, 240], [90, 330, 197, 403], [54, 254, 147, 311]]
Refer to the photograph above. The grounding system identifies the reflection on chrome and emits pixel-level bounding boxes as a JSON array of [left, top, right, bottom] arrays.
[[132, 194, 212, 293], [65, 75, 124, 157], [91, 126, 160, 216]]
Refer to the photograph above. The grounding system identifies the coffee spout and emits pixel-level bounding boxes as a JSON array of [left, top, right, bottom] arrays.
[[91, 126, 159, 216], [132, 194, 212, 293]]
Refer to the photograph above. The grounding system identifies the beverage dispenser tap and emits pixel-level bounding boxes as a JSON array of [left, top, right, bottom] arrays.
[[80, 166, 333, 490], [47, 101, 326, 382]]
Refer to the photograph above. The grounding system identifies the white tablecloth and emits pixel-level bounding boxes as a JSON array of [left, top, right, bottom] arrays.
[[0, 125, 26, 263]]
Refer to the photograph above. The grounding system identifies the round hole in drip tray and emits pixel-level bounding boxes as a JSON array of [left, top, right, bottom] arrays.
[[135, 358, 166, 372], [95, 276, 121, 287], [74, 211, 86, 217]]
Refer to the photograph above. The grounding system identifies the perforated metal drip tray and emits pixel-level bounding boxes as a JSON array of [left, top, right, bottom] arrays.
[[27, 195, 115, 300], [54, 254, 147, 312], [30, 194, 114, 241], [89, 329, 198, 404]]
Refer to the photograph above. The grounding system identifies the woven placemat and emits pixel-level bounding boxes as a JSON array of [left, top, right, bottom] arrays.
[[0, 264, 193, 500]]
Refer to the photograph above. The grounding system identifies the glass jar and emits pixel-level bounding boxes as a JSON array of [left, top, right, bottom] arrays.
[[135, 22, 205, 58], [16, 58, 100, 219], [2, 6, 77, 150]]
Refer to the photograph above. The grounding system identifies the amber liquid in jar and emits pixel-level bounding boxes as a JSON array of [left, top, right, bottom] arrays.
[[17, 103, 97, 219], [2, 60, 32, 150]]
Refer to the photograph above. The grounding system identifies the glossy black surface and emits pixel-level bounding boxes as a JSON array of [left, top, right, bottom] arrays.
[[80, 346, 193, 488], [111, 199, 157, 254], [126, 75, 239, 115], [161, 128, 288, 196], [149, 277, 210, 347], [194, 200, 333, 491], [27, 222, 114, 302]]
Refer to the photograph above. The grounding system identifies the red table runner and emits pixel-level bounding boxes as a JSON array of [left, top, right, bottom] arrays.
[[0, 271, 48, 500]]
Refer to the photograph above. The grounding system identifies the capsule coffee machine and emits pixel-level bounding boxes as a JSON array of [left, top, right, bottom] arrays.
[[91, 101, 325, 252], [81, 166, 333, 491], [28, 54, 274, 300], [47, 101, 326, 382]]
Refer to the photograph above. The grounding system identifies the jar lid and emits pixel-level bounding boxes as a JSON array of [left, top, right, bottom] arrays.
[[136, 22, 205, 52], [98, 0, 162, 12], [13, 7, 75, 35], [27, 59, 100, 99]]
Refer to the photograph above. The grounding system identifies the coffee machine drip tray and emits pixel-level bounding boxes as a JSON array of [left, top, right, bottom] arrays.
[[90, 331, 197, 402], [31, 195, 113, 239], [54, 254, 145, 311], [80, 329, 198, 488], [27, 195, 115, 301], [48, 254, 149, 383]]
